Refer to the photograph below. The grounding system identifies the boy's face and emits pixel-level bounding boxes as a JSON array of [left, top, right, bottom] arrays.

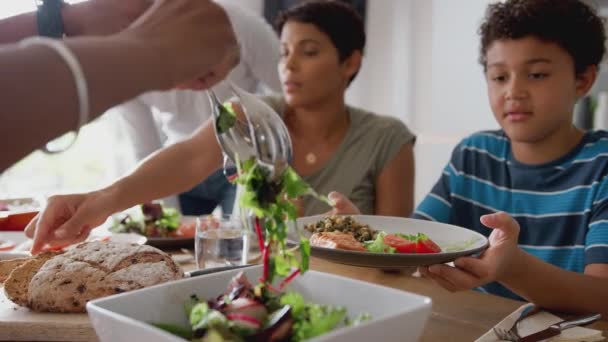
[[484, 37, 592, 144]]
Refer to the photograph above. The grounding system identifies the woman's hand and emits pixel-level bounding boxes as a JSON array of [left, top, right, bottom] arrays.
[[24, 191, 117, 254], [419, 211, 522, 291], [326, 191, 361, 215]]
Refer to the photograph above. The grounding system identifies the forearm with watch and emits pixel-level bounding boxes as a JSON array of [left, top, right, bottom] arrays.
[[0, 0, 89, 43]]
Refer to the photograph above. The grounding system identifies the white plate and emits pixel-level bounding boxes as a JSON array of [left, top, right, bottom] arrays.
[[0, 231, 31, 252], [291, 215, 489, 268], [88, 229, 148, 246], [100, 215, 196, 250], [87, 265, 432, 342]]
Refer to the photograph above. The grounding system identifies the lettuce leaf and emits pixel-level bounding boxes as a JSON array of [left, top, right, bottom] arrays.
[[279, 292, 347, 341], [364, 232, 396, 253], [216, 102, 237, 134]]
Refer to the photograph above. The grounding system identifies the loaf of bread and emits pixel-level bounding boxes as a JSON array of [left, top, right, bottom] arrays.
[[3, 241, 183, 313], [0, 257, 29, 283]]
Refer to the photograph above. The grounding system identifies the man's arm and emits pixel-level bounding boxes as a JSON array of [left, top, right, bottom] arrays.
[[0, 0, 237, 171], [0, 37, 167, 170], [0, 0, 151, 43]]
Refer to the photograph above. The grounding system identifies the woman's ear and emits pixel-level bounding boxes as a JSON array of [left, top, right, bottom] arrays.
[[576, 65, 598, 97], [342, 50, 363, 82]]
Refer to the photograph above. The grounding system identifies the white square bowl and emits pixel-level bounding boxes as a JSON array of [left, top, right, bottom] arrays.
[[87, 265, 432, 342]]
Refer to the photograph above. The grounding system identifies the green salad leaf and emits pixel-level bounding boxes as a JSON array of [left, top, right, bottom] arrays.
[[154, 207, 180, 231], [234, 158, 330, 283], [109, 203, 180, 237], [216, 102, 237, 134], [151, 323, 193, 340], [280, 292, 347, 341], [189, 302, 228, 331], [364, 232, 396, 253]]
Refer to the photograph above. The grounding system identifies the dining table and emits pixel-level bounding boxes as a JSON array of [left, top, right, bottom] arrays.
[[1, 252, 607, 341], [306, 257, 608, 341]]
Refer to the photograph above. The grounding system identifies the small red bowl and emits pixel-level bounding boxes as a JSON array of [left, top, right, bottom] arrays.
[[0, 211, 38, 231]]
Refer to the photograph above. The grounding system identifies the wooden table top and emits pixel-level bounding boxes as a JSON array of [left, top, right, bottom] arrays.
[[305, 257, 608, 341], [1, 252, 605, 341]]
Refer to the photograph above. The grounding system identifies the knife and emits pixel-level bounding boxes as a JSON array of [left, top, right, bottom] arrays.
[[519, 313, 601, 342], [185, 264, 256, 278]]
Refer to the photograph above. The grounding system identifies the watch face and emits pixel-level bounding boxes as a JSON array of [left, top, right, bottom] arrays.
[[37, 0, 66, 38]]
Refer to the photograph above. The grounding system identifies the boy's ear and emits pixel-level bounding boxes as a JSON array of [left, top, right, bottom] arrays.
[[575, 65, 598, 97]]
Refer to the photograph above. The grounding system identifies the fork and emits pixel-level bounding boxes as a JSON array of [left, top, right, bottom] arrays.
[[493, 304, 541, 341], [207, 82, 292, 181]]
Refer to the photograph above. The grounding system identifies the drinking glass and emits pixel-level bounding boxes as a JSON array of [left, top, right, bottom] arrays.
[[194, 215, 249, 269]]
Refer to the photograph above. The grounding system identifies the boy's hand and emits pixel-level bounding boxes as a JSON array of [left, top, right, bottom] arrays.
[[419, 212, 522, 291], [326, 192, 361, 215]]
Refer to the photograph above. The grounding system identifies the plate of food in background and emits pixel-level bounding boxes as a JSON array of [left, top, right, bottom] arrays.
[[108, 202, 196, 249], [290, 215, 489, 268]]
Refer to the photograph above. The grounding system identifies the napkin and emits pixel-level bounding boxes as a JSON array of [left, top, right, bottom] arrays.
[[476, 304, 605, 342]]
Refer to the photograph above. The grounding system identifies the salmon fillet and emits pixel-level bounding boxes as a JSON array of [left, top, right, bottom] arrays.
[[309, 232, 367, 251]]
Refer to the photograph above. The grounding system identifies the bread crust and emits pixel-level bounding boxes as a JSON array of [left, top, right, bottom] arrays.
[[0, 257, 29, 283], [4, 241, 183, 313]]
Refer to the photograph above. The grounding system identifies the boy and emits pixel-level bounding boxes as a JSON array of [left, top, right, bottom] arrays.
[[331, 0, 608, 315]]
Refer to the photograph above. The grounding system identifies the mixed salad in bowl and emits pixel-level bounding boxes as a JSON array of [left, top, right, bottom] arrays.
[[154, 272, 369, 342]]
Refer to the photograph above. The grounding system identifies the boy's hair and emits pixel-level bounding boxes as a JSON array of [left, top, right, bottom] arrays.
[[478, 0, 606, 75], [275, 0, 366, 84]]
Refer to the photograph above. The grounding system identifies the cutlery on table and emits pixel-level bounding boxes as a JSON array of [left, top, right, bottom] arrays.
[[493, 304, 541, 341], [505, 313, 602, 342], [185, 264, 256, 278]]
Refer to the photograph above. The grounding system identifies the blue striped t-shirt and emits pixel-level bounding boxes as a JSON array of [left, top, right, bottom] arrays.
[[413, 130, 608, 300]]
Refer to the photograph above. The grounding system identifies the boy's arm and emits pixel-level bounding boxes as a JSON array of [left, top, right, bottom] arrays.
[[420, 212, 608, 316], [504, 202, 608, 314], [501, 252, 608, 315]]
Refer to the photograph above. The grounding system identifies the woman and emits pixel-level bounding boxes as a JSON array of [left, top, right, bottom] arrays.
[[261, 1, 415, 216], [25, 1, 415, 254]]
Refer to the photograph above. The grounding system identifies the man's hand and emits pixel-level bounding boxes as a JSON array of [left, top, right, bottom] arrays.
[[64, 0, 152, 36], [419, 211, 522, 292], [122, 0, 238, 89]]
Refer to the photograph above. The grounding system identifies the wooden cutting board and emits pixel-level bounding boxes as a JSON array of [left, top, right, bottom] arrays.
[[0, 286, 97, 341]]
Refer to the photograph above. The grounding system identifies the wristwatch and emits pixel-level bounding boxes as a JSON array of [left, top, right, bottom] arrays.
[[35, 0, 66, 38]]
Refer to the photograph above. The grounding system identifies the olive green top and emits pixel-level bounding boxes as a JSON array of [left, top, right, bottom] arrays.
[[261, 96, 416, 216]]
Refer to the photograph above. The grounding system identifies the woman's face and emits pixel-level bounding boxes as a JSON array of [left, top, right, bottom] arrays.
[[279, 21, 356, 108]]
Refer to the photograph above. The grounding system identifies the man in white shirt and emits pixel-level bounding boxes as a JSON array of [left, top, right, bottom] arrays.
[[114, 1, 281, 215]]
